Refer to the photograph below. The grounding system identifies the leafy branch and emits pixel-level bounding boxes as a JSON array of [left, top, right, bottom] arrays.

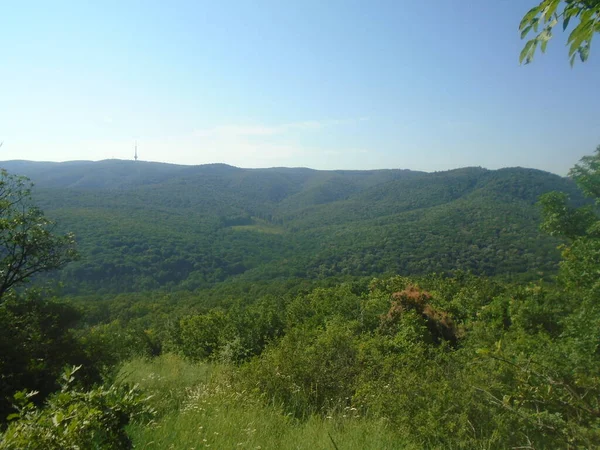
[[519, 0, 600, 65]]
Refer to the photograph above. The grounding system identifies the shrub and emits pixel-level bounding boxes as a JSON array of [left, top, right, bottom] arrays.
[[0, 366, 154, 449]]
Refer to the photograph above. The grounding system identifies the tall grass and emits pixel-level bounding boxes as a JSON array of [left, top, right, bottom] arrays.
[[119, 353, 213, 414], [121, 354, 413, 449]]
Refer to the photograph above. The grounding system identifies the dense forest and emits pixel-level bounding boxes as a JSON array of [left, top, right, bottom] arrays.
[[0, 160, 586, 294], [0, 145, 599, 448]]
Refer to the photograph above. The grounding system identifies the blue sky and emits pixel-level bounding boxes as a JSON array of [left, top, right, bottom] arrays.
[[1, 1, 599, 174]]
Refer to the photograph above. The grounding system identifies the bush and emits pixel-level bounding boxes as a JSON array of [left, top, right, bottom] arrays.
[[0, 365, 154, 449], [240, 319, 360, 417]]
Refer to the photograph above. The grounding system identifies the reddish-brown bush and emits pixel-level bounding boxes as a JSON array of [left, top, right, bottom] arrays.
[[382, 285, 459, 344]]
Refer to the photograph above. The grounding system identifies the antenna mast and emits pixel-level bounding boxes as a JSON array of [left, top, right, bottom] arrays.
[[134, 142, 138, 161]]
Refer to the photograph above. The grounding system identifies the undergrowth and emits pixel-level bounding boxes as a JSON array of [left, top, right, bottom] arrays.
[[121, 354, 410, 450]]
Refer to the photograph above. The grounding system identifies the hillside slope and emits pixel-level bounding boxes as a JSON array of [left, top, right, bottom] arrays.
[[0, 160, 583, 294]]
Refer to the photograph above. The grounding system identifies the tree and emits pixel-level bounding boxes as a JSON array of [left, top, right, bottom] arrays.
[[538, 191, 596, 239], [568, 144, 600, 200], [539, 145, 600, 240], [538, 146, 600, 292], [520, 0, 600, 65], [0, 169, 77, 301]]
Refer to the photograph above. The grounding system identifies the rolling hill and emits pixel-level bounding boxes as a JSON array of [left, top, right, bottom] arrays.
[[0, 159, 584, 294]]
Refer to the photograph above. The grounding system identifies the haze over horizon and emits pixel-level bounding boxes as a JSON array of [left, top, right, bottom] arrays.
[[2, 1, 599, 176]]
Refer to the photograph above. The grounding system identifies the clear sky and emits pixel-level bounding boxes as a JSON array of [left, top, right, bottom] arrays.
[[1, 1, 599, 175]]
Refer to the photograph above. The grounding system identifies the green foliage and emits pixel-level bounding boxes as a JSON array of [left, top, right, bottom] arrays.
[[520, 0, 600, 65], [0, 170, 76, 300], [558, 237, 600, 290], [13, 250, 599, 447], [539, 145, 600, 289], [123, 354, 407, 450], [0, 161, 579, 294], [0, 293, 101, 424], [5, 154, 600, 447], [200, 269, 597, 447], [174, 295, 286, 363], [79, 320, 161, 372], [178, 310, 228, 361], [241, 320, 360, 418], [569, 145, 600, 200], [466, 146, 600, 446], [119, 354, 214, 415], [86, 238, 600, 446], [538, 191, 596, 239], [0, 365, 154, 450]]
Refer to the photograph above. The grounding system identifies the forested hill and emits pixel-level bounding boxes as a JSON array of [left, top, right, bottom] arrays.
[[0, 159, 584, 294]]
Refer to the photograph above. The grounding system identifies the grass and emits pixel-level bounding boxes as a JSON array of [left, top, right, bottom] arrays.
[[230, 218, 285, 235], [119, 353, 213, 414], [121, 354, 413, 450]]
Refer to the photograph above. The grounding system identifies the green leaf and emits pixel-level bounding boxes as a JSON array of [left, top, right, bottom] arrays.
[[581, 9, 594, 25], [543, 0, 560, 22], [568, 26, 587, 56], [519, 5, 542, 30], [563, 15, 571, 31], [520, 39, 536, 64], [521, 24, 533, 39], [580, 44, 590, 62]]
